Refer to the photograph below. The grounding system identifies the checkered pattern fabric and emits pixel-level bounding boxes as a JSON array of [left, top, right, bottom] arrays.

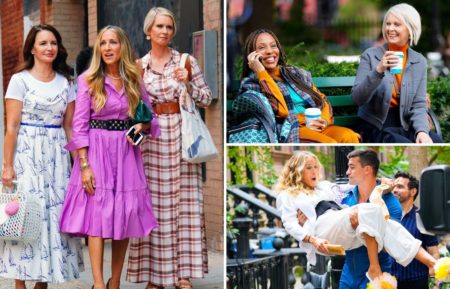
[[127, 49, 210, 287]]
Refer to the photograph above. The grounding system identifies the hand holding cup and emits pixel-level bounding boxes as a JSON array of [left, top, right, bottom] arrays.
[[305, 108, 326, 131], [376, 51, 402, 74]]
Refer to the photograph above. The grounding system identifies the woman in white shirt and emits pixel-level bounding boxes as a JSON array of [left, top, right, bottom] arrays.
[[0, 24, 83, 289], [276, 151, 435, 281]]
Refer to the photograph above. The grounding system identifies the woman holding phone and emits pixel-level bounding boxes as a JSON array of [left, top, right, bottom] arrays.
[[59, 25, 159, 289], [234, 29, 360, 143]]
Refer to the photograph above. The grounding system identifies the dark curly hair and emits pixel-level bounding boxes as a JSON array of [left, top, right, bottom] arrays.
[[394, 171, 419, 200]]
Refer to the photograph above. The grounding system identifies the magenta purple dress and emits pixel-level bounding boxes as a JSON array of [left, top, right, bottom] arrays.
[[59, 74, 160, 240]]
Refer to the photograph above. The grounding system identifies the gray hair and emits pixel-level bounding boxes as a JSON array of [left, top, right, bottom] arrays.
[[143, 7, 177, 37], [382, 3, 421, 46]]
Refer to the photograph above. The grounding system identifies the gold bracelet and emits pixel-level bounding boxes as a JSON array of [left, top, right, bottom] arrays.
[[80, 162, 90, 171]]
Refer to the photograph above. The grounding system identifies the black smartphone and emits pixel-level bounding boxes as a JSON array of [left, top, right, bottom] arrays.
[[126, 127, 144, 145]]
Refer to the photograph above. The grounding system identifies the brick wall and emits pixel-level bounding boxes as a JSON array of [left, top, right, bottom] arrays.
[[202, 0, 224, 252], [87, 0, 97, 46], [49, 0, 85, 65], [1, 0, 23, 93]]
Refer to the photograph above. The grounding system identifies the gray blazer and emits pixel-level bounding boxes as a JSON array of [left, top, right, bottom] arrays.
[[352, 44, 429, 134]]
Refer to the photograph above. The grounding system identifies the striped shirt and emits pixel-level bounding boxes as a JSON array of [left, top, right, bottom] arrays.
[[391, 206, 438, 282]]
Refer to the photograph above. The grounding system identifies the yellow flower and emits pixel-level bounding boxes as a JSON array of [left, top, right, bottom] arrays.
[[380, 280, 395, 289], [366, 272, 397, 289], [435, 257, 450, 282]]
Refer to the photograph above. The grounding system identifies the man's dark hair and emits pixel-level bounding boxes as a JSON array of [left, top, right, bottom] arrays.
[[75, 46, 93, 76], [394, 171, 419, 200], [347, 149, 379, 176]]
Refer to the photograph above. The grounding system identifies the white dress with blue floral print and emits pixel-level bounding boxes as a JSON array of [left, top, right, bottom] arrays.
[[0, 71, 84, 283]]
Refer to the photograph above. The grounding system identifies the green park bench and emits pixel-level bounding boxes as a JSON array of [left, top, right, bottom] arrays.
[[226, 76, 360, 135], [312, 76, 358, 127], [227, 76, 442, 140]]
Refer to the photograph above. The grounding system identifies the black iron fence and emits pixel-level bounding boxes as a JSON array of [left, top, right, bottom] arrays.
[[227, 254, 292, 289]]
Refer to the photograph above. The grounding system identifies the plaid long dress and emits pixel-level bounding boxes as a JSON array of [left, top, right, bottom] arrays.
[[127, 50, 211, 287]]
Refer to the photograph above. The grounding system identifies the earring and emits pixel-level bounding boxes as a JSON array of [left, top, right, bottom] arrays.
[[146, 36, 150, 40]]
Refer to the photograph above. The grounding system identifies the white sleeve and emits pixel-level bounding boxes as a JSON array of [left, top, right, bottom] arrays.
[[5, 74, 26, 101], [67, 81, 76, 103], [319, 181, 353, 204], [276, 193, 308, 242]]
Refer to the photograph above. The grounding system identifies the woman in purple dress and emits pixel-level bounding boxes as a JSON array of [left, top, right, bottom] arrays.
[[59, 25, 159, 289]]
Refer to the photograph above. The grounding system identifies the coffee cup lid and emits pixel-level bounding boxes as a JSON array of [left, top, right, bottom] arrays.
[[305, 108, 321, 116]]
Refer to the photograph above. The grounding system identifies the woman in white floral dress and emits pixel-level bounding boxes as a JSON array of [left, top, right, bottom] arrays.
[[0, 24, 84, 289]]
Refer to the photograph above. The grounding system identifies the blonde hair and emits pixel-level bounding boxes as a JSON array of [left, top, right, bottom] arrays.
[[275, 151, 323, 197], [382, 3, 422, 46], [85, 25, 142, 116], [143, 7, 177, 37]]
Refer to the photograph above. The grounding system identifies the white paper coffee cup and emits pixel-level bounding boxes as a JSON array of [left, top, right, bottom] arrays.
[[305, 108, 321, 129], [390, 51, 404, 75]]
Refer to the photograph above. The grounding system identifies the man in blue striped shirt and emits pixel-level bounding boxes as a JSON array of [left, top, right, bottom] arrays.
[[391, 172, 439, 289]]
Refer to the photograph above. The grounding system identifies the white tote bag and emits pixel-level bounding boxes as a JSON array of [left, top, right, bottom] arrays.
[[179, 53, 218, 163]]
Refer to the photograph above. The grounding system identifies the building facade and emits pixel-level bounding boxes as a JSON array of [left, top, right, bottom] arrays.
[[0, 0, 224, 252]]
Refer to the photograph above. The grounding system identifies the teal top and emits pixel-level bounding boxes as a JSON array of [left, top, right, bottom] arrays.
[[287, 83, 306, 114]]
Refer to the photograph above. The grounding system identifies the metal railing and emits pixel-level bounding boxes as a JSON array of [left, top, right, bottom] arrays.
[[227, 254, 291, 289]]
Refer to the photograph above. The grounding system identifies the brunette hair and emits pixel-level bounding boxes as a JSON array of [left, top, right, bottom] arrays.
[[17, 24, 72, 80], [242, 29, 325, 109]]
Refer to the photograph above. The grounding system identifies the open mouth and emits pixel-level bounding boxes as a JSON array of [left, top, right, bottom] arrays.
[[263, 56, 277, 65]]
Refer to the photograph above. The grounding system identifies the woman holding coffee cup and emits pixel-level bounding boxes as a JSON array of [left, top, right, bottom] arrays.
[[236, 29, 360, 143], [352, 3, 442, 143]]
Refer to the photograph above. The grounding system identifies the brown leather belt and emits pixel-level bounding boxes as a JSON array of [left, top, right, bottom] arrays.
[[153, 102, 180, 114]]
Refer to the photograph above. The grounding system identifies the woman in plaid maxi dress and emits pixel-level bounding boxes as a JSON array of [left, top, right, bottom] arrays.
[[127, 7, 212, 289]]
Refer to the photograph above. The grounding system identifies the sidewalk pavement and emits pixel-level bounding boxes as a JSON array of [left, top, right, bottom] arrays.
[[0, 241, 224, 289]]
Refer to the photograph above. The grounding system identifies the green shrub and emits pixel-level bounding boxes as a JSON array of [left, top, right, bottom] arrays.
[[428, 76, 450, 142], [284, 43, 359, 76]]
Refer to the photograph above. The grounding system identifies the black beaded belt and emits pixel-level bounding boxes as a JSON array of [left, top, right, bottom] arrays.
[[89, 119, 131, 131]]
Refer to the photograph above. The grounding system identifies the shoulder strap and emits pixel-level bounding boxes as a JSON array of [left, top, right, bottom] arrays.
[[180, 53, 193, 81]]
